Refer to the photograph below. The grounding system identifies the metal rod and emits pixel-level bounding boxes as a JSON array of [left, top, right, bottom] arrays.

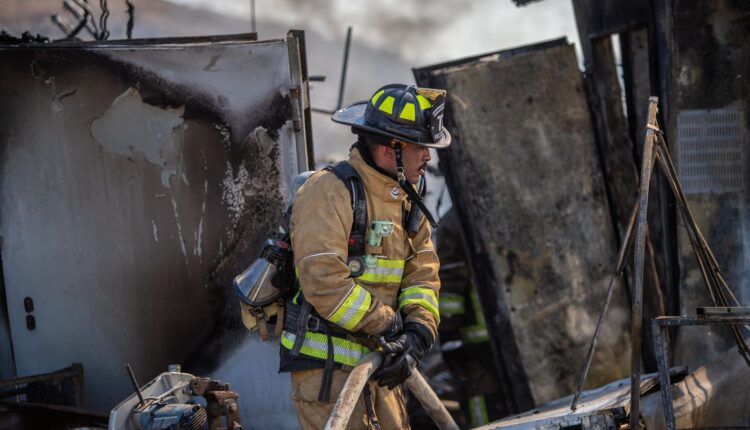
[[571, 201, 638, 411], [125, 363, 145, 407], [335, 27, 352, 111], [653, 136, 750, 366], [324, 353, 382, 430], [630, 96, 659, 430], [405, 369, 460, 430], [654, 130, 741, 307], [63, 0, 97, 38], [652, 319, 675, 430], [249, 0, 256, 34]]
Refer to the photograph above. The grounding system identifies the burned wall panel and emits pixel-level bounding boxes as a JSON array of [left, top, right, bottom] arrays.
[[660, 0, 750, 369], [0, 36, 305, 416], [418, 42, 630, 405]]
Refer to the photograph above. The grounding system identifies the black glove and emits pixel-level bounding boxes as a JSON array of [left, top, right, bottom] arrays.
[[372, 322, 433, 389], [378, 311, 403, 342]]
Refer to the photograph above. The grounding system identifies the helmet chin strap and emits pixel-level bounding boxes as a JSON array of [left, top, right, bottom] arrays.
[[394, 144, 439, 228]]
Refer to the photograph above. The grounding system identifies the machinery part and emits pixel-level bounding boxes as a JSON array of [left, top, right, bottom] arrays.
[[111, 365, 242, 430], [133, 397, 207, 430]]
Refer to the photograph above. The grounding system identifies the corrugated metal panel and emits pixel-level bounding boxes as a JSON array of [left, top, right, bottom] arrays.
[[0, 34, 307, 421]]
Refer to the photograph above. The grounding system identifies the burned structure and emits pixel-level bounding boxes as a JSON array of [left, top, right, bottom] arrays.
[[417, 0, 750, 428], [0, 31, 313, 427]]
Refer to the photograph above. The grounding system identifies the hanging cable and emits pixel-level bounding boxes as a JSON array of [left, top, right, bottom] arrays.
[[98, 0, 110, 40], [126, 0, 135, 39]]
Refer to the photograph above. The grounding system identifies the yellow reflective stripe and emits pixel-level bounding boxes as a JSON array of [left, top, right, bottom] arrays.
[[439, 294, 465, 316], [416, 94, 432, 110], [399, 286, 439, 321], [280, 330, 371, 367], [370, 89, 385, 105], [327, 284, 372, 331], [399, 102, 416, 121], [357, 259, 405, 284], [468, 395, 489, 426], [462, 325, 489, 343], [379, 96, 395, 115], [291, 290, 301, 305]]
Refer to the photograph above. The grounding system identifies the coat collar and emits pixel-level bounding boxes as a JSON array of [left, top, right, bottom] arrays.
[[348, 147, 408, 204]]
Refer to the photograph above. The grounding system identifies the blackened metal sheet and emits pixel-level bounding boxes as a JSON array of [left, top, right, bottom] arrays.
[[477, 369, 677, 430], [416, 42, 630, 406], [664, 1, 750, 371], [0, 35, 306, 419]]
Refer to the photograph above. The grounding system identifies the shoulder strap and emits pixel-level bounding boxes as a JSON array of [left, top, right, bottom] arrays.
[[324, 161, 368, 266]]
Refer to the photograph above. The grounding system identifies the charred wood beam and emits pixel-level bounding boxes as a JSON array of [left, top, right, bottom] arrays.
[[573, 0, 667, 372]]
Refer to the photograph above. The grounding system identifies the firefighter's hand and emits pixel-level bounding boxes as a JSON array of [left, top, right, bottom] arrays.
[[378, 311, 403, 343], [372, 349, 417, 389], [372, 323, 433, 389]]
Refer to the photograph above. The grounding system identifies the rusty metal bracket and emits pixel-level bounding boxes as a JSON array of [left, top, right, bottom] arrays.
[[190, 377, 241, 430]]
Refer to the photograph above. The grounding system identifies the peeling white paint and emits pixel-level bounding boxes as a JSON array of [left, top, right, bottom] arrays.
[[151, 219, 159, 243], [221, 161, 250, 230], [171, 197, 189, 267], [194, 179, 208, 259], [91, 87, 185, 190]]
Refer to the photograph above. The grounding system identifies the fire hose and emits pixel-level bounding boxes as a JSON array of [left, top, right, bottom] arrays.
[[323, 352, 459, 430]]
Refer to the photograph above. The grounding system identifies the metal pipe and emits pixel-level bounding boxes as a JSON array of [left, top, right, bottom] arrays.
[[335, 27, 352, 111], [324, 352, 382, 430], [405, 369, 459, 430], [125, 363, 145, 407], [571, 201, 638, 410]]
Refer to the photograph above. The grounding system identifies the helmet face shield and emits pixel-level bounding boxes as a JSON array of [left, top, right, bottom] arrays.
[[331, 84, 452, 149]]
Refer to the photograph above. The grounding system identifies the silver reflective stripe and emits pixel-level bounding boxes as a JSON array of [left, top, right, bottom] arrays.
[[326, 282, 355, 319], [400, 292, 438, 309], [337, 286, 368, 327], [282, 331, 366, 362]]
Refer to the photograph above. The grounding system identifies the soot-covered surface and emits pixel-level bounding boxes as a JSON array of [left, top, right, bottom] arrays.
[[0, 36, 302, 421], [417, 41, 629, 406]]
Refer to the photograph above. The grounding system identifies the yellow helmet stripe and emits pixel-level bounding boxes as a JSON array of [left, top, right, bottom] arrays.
[[417, 94, 432, 110], [370, 89, 385, 105], [399, 102, 416, 121], [379, 96, 395, 115]]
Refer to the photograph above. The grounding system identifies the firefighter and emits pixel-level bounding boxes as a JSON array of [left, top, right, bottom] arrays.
[[279, 84, 451, 429], [436, 208, 508, 426]]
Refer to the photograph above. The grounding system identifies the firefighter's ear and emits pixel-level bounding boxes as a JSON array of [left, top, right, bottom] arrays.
[[382, 144, 395, 159]]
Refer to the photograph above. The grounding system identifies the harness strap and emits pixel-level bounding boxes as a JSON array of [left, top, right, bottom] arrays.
[[363, 383, 382, 430], [324, 161, 368, 260], [394, 145, 438, 228], [291, 300, 312, 356], [317, 322, 335, 402]]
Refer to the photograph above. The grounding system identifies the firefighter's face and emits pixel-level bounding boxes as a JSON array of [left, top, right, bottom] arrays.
[[398, 142, 431, 184], [378, 141, 430, 185]]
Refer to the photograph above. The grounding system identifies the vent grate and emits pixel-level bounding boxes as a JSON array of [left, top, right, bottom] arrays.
[[677, 109, 745, 194]]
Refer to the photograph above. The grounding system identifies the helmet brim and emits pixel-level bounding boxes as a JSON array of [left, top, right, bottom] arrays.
[[331, 101, 452, 149]]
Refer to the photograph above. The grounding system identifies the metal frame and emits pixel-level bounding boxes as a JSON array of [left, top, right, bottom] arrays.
[[652, 315, 750, 430]]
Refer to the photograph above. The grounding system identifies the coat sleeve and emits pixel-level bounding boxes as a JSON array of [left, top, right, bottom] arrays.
[[398, 213, 441, 339], [290, 172, 395, 336]]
